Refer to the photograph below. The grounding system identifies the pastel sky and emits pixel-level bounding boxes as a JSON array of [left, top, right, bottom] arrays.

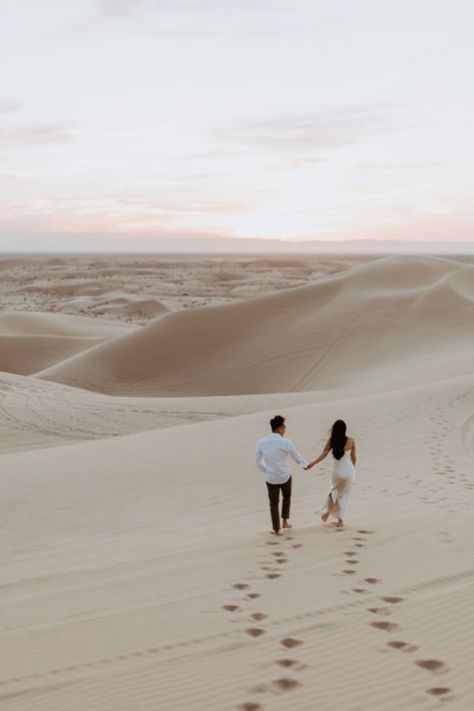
[[1, 0, 473, 250]]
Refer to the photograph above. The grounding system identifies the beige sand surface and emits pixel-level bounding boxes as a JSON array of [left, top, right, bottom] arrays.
[[0, 312, 135, 375], [0, 254, 359, 319], [36, 255, 474, 395], [0, 254, 473, 710]]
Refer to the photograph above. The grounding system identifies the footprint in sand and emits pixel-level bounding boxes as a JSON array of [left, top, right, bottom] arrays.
[[248, 682, 269, 694], [387, 641, 418, 653], [344, 551, 357, 556], [233, 583, 250, 590], [426, 687, 452, 697], [246, 628, 266, 637], [352, 588, 367, 594], [367, 608, 391, 615], [251, 613, 267, 621], [343, 570, 356, 575], [280, 638, 303, 649], [272, 552, 285, 558], [381, 596, 404, 604], [292, 543, 303, 549], [416, 659, 448, 673], [223, 605, 240, 612], [266, 573, 281, 579], [364, 578, 381, 585], [346, 560, 359, 565], [370, 621, 399, 632], [271, 678, 301, 692], [247, 593, 261, 600], [276, 659, 303, 669], [357, 530, 374, 534], [238, 703, 262, 710]]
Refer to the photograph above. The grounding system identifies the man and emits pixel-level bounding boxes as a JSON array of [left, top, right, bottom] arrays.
[[256, 415, 309, 535]]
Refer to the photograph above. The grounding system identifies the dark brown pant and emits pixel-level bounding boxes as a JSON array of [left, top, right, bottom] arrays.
[[266, 477, 292, 532]]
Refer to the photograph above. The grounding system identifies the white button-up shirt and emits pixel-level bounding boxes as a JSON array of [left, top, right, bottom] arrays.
[[256, 432, 308, 484]]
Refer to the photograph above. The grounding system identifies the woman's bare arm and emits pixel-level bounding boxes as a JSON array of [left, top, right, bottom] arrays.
[[350, 438, 357, 466], [307, 439, 331, 468]]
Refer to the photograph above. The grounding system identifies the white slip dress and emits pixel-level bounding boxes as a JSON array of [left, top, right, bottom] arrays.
[[321, 448, 356, 521]]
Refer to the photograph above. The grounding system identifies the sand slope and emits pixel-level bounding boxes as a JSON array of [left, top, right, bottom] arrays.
[[0, 311, 136, 338], [0, 371, 320, 454], [0, 312, 135, 375], [0, 372, 473, 709], [36, 256, 474, 395]]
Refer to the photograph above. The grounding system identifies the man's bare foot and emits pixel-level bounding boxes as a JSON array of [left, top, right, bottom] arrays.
[[282, 520, 292, 529], [321, 512, 329, 522], [271, 530, 281, 536]]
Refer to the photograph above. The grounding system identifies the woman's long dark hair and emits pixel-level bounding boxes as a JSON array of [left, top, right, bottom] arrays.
[[330, 419, 347, 460]]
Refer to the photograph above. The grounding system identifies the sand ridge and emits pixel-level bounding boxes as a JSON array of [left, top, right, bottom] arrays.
[[34, 255, 474, 395], [0, 311, 135, 375]]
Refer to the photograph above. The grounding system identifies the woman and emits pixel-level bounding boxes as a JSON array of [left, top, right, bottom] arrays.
[[307, 420, 356, 527]]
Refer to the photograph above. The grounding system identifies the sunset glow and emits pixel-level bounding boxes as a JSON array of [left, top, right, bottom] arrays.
[[1, 0, 473, 250]]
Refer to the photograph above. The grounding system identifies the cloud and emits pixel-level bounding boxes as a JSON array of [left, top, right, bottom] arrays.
[[0, 125, 73, 147], [98, 0, 144, 18], [218, 105, 399, 153], [114, 195, 247, 215], [266, 156, 325, 172], [98, 0, 276, 18], [163, 0, 278, 8], [0, 101, 22, 114]]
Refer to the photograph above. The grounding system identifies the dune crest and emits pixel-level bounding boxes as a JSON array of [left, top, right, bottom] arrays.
[[0, 311, 135, 375], [36, 256, 474, 396]]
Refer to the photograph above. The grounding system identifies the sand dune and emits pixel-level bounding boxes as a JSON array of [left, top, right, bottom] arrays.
[[0, 254, 353, 319], [0, 312, 134, 375], [0, 311, 135, 338], [36, 256, 474, 395], [0, 371, 319, 454], [55, 296, 168, 324], [90, 297, 168, 321], [1, 370, 473, 709], [1, 253, 474, 710]]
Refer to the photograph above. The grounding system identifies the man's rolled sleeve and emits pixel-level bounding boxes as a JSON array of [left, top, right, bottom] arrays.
[[256, 444, 266, 473]]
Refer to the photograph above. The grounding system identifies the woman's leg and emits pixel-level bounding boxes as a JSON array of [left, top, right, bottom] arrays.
[[321, 490, 336, 521]]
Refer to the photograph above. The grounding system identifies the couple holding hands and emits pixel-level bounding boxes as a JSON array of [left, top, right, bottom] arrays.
[[256, 415, 357, 535]]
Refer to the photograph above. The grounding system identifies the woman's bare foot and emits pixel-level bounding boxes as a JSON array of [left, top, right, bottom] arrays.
[[321, 512, 329, 522], [336, 519, 344, 527], [282, 520, 292, 529], [271, 530, 281, 536]]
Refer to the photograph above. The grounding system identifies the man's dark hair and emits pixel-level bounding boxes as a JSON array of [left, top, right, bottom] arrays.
[[270, 415, 285, 432]]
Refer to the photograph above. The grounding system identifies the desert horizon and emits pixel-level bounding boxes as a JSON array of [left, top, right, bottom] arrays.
[[2, 237, 474, 255]]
